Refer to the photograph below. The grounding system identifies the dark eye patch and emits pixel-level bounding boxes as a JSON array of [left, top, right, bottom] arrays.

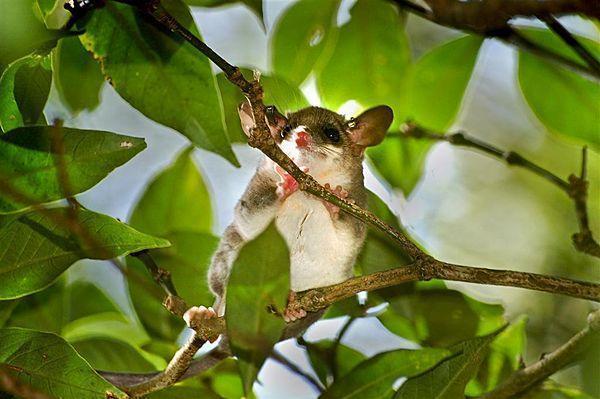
[[323, 125, 340, 143]]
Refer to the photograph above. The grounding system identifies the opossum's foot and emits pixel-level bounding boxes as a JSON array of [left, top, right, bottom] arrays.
[[183, 305, 217, 328], [283, 291, 307, 323], [322, 183, 353, 219]]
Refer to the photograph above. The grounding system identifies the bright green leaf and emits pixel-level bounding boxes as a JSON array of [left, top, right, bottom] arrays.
[[147, 385, 222, 399], [53, 36, 104, 114], [316, 0, 410, 124], [521, 380, 595, 399], [80, 0, 238, 165], [217, 69, 309, 142], [73, 337, 164, 373], [407, 35, 483, 131], [321, 348, 451, 399], [396, 328, 504, 399], [367, 137, 433, 196], [0, 54, 51, 132], [518, 29, 600, 149], [0, 126, 146, 213], [0, 207, 170, 299], [271, 0, 340, 85], [0, 327, 126, 399], [226, 223, 290, 396], [62, 312, 150, 348], [130, 147, 213, 236], [127, 147, 219, 341]]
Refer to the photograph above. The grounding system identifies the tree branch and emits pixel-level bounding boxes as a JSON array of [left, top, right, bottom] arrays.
[[389, 0, 600, 80], [401, 123, 600, 258], [481, 309, 600, 399], [539, 14, 600, 75]]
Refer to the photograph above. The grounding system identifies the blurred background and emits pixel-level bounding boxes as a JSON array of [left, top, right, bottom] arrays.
[[17, 0, 599, 397]]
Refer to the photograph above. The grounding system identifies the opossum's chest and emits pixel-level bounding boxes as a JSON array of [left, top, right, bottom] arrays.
[[275, 191, 358, 291]]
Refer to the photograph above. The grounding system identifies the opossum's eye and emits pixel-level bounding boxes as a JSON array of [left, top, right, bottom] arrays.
[[280, 124, 292, 139], [323, 125, 340, 143]]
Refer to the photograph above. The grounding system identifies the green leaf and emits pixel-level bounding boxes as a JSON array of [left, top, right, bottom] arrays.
[[80, 0, 238, 165], [0, 54, 51, 132], [0, 125, 146, 213], [378, 287, 504, 347], [521, 380, 595, 399], [407, 35, 483, 131], [357, 191, 411, 274], [205, 358, 245, 399], [5, 279, 119, 333], [468, 315, 527, 395], [0, 300, 19, 328], [321, 348, 451, 399], [366, 137, 432, 195], [0, 207, 170, 299], [53, 36, 104, 114], [396, 328, 503, 399], [147, 385, 222, 399], [316, 0, 410, 124], [62, 312, 149, 348], [0, 327, 126, 399], [226, 223, 289, 396], [217, 69, 309, 143], [130, 147, 213, 236], [127, 147, 219, 341], [271, 0, 340, 85], [72, 337, 164, 373], [0, 0, 67, 68], [304, 339, 366, 386], [518, 29, 600, 149]]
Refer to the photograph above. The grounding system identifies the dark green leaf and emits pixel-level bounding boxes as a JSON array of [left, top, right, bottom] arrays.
[[271, 0, 340, 85], [217, 69, 309, 143], [317, 0, 410, 125], [0, 54, 51, 132], [0, 300, 19, 328], [53, 36, 104, 114], [518, 29, 600, 149], [304, 339, 366, 386], [0, 327, 126, 399], [204, 358, 245, 399], [226, 223, 289, 395], [0, 126, 146, 213], [396, 328, 504, 399], [407, 35, 483, 131], [321, 348, 451, 399], [128, 147, 218, 341], [0, 207, 170, 299], [81, 0, 238, 165], [147, 385, 221, 399]]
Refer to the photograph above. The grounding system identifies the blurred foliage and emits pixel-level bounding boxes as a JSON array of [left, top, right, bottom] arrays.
[[0, 0, 598, 398]]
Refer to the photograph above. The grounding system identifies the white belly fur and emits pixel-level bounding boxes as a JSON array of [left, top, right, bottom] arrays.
[[276, 191, 359, 291]]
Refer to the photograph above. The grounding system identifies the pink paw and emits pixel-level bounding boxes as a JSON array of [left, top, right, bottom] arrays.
[[322, 183, 353, 219], [283, 291, 307, 323], [276, 166, 308, 200], [183, 305, 217, 329]]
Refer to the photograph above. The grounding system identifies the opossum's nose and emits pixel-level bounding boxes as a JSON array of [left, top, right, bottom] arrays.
[[296, 131, 310, 148]]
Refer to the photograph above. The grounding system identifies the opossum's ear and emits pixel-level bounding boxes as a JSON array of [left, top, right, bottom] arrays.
[[347, 105, 393, 147]]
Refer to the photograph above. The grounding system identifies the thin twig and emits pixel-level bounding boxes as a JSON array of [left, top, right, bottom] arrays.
[[125, 332, 207, 398], [401, 123, 600, 258], [389, 0, 600, 80], [481, 309, 600, 399], [539, 15, 600, 75], [271, 350, 325, 394]]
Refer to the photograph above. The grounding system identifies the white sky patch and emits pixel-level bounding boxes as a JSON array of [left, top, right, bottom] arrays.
[[337, 99, 363, 118]]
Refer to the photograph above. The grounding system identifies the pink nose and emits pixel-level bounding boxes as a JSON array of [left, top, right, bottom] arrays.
[[296, 131, 310, 148]]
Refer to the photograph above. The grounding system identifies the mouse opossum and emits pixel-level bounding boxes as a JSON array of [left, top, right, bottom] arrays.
[[184, 100, 392, 324]]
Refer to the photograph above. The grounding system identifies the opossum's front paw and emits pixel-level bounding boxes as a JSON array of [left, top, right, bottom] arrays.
[[283, 291, 307, 323], [183, 305, 217, 329], [276, 165, 307, 200], [322, 183, 353, 219]]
